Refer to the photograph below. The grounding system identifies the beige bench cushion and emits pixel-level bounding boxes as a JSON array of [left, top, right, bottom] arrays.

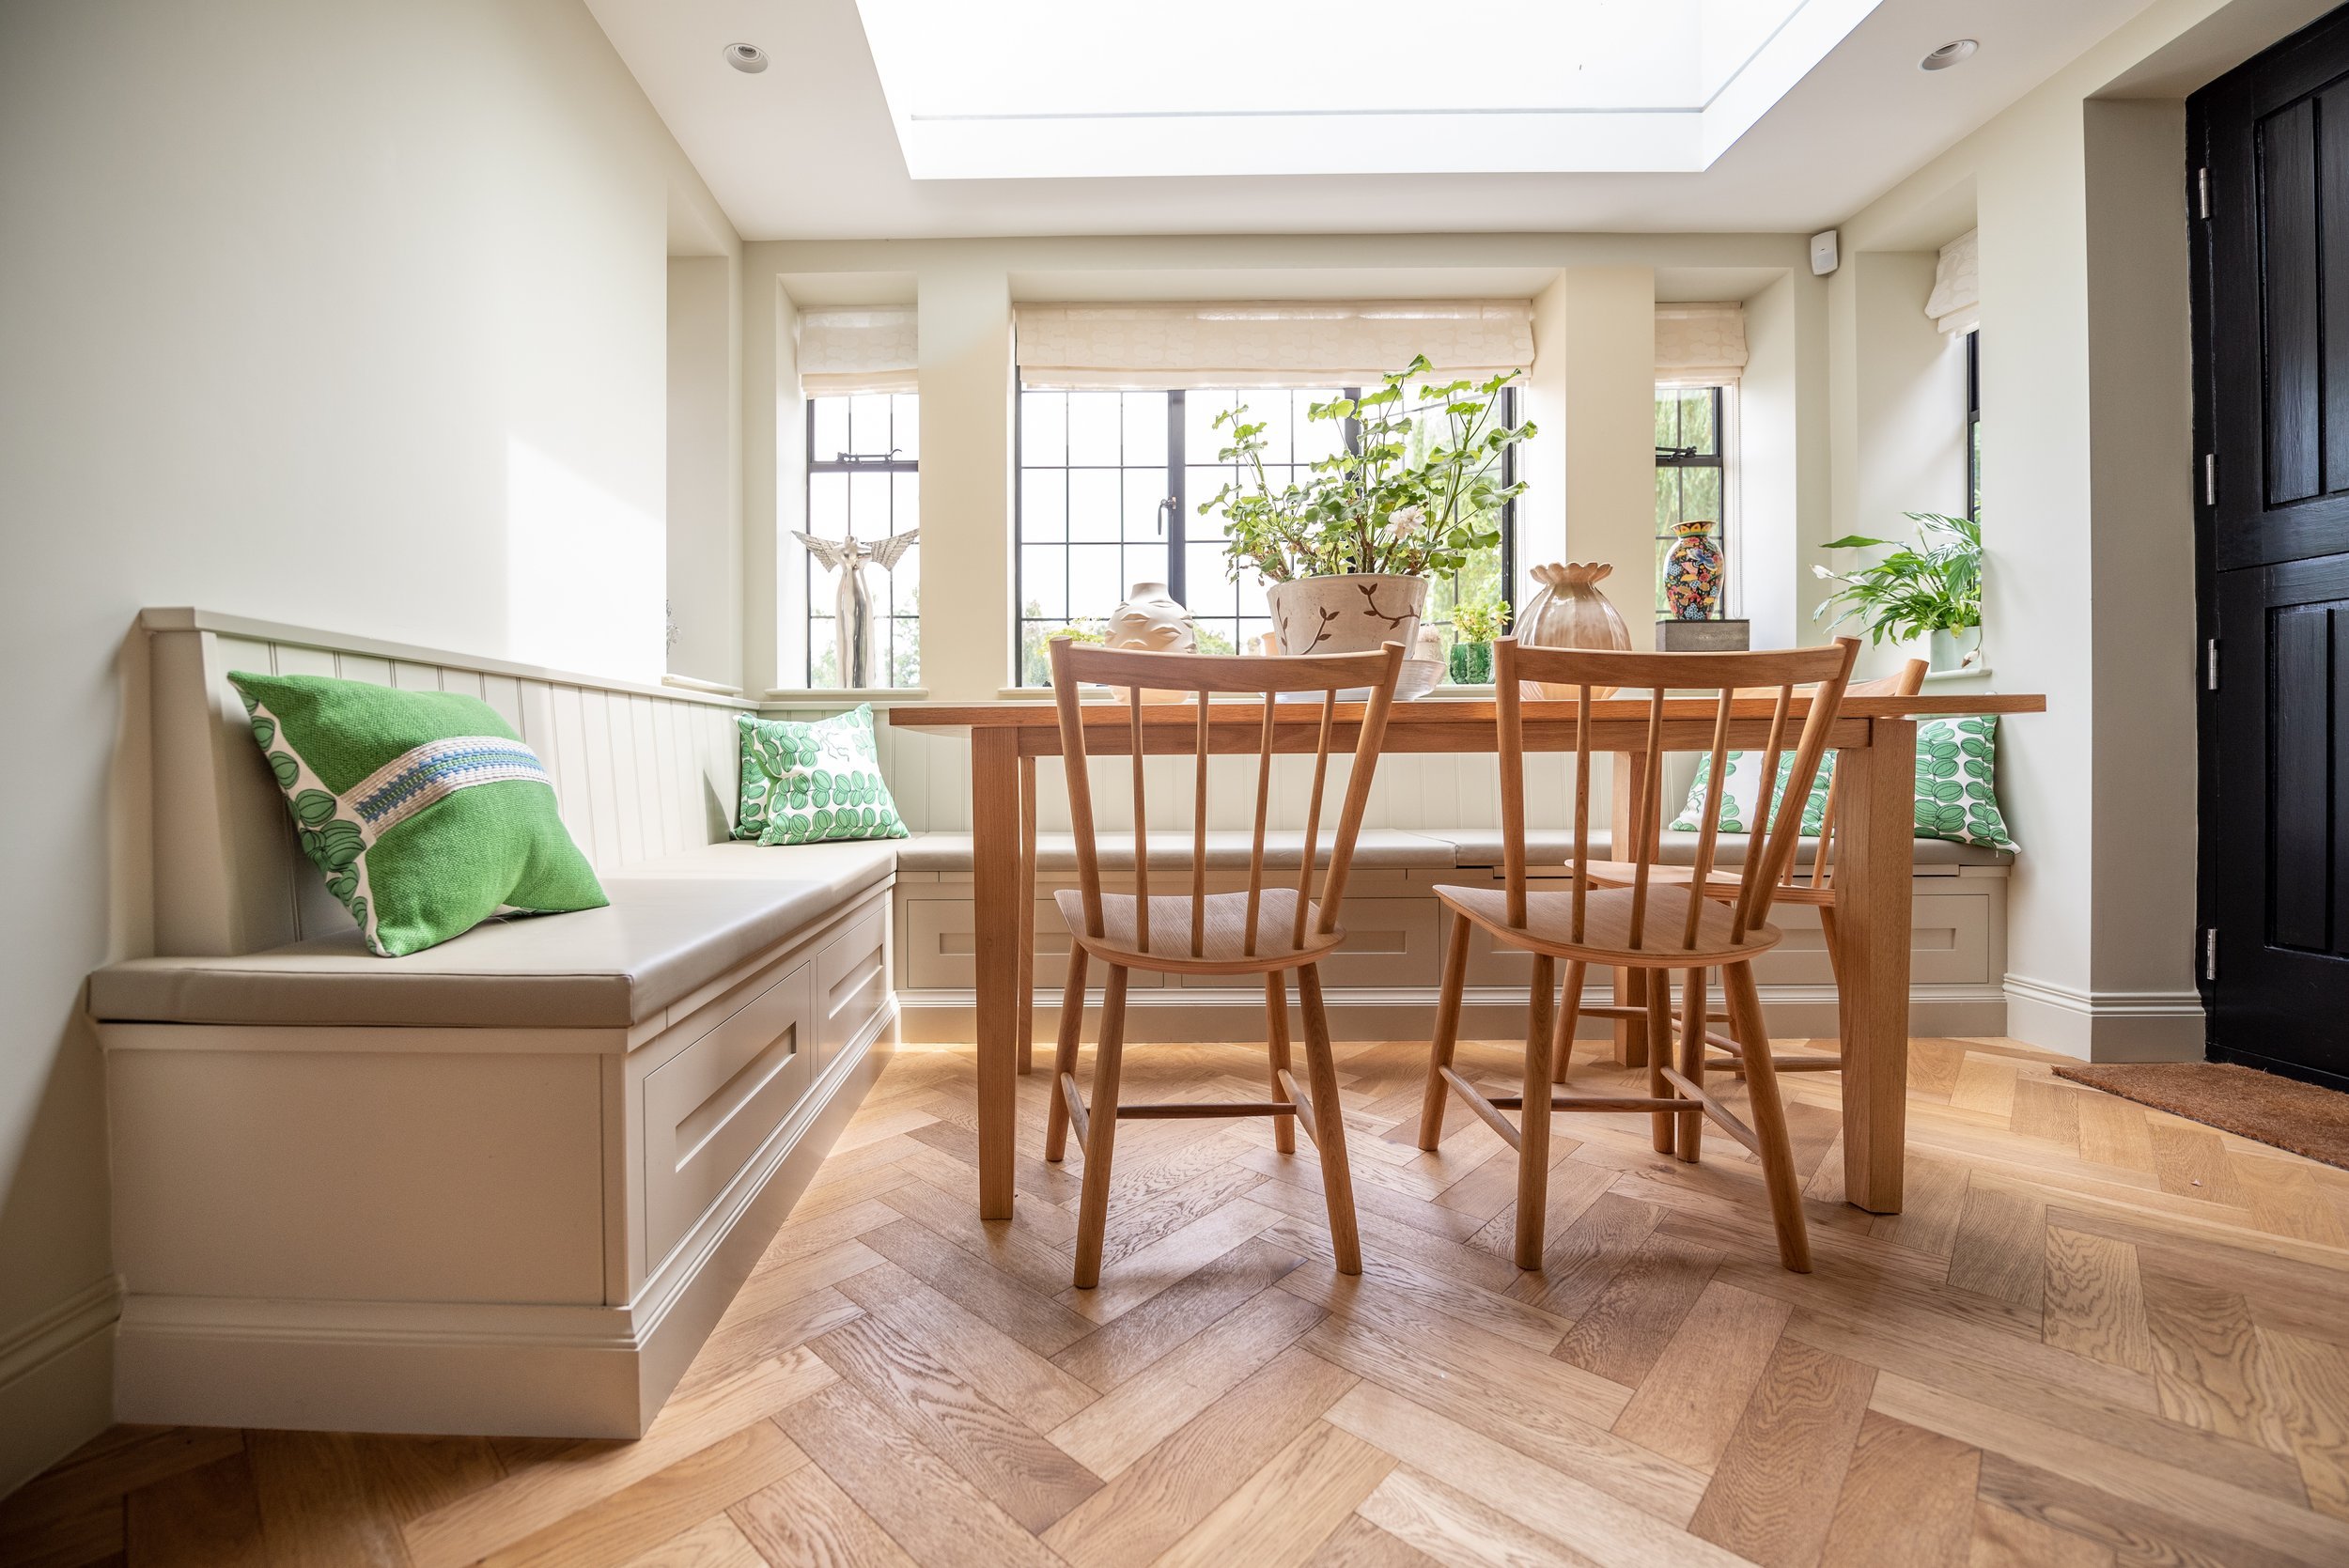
[[896, 828, 1459, 874], [89, 841, 897, 1031]]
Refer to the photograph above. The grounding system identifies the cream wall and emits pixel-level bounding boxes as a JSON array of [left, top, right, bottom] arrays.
[[743, 235, 1829, 699], [0, 0, 737, 1493], [667, 256, 746, 689], [1824, 0, 2303, 1059]]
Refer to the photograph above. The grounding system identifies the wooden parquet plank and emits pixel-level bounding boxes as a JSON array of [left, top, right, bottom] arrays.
[[1039, 1343, 1355, 1568], [1304, 1513, 1448, 1568], [1151, 1420, 1394, 1568], [1551, 1230, 1721, 1387], [676, 1284, 865, 1399], [774, 1381, 1067, 1568], [620, 1513, 770, 1568], [1046, 1282, 1323, 1480], [1967, 1499, 2116, 1568], [476, 1420, 804, 1568], [1355, 1467, 1600, 1568], [124, 1452, 266, 1568], [1815, 1412, 1977, 1568], [1327, 1381, 1750, 1568], [1508, 1189, 1660, 1316], [728, 1453, 920, 1567], [2042, 1227, 2152, 1374], [1262, 1217, 1569, 1351], [2256, 1327, 2349, 1521], [1973, 1451, 2303, 1568], [253, 1431, 502, 1568], [1054, 1194, 1285, 1325], [808, 1313, 1102, 1532], [860, 1218, 1097, 1358], [0, 1427, 241, 1539], [403, 1352, 835, 1568], [1688, 1336, 1875, 1568], [2141, 1275, 2292, 1451], [834, 1260, 1098, 1430], [1945, 1173, 2048, 1312], [1610, 1280, 1791, 1468]]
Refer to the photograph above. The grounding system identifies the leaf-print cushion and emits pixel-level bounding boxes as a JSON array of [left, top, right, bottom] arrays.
[[228, 672, 606, 957], [1670, 716, 2017, 853], [738, 706, 909, 846]]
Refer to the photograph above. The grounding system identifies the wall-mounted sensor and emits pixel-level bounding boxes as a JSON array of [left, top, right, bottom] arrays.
[[1920, 39, 1978, 71], [1810, 229, 1840, 276], [724, 42, 769, 73]]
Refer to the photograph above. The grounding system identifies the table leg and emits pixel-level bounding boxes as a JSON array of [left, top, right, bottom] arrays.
[[973, 728, 1020, 1219], [1018, 755, 1037, 1076], [1609, 750, 1648, 1068], [1835, 720, 1915, 1214]]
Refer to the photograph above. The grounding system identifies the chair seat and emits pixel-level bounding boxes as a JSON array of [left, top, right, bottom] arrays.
[[1437, 881, 1782, 968], [1575, 859, 1836, 907], [1056, 887, 1343, 975]]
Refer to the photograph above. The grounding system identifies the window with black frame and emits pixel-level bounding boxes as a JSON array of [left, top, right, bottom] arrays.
[[1966, 329, 1982, 520], [1654, 385, 1727, 616], [804, 393, 920, 688], [1014, 383, 1517, 685]]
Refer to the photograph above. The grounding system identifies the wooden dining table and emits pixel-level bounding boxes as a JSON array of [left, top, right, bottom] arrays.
[[899, 691, 2046, 1224]]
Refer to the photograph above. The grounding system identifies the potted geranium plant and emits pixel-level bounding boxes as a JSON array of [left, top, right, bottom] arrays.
[[1812, 510, 1983, 670], [1447, 598, 1508, 684], [1203, 356, 1534, 656]]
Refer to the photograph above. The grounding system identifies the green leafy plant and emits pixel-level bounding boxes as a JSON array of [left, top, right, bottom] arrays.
[[1202, 356, 1534, 583], [1811, 511, 1981, 644], [1451, 598, 1509, 644]]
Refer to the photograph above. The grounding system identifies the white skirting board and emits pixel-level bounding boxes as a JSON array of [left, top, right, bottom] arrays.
[[0, 1276, 120, 1499], [897, 982, 2015, 1047], [2001, 974, 2207, 1063], [111, 1005, 895, 1439]]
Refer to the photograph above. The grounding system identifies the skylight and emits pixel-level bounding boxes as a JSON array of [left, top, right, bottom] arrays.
[[853, 0, 1888, 179]]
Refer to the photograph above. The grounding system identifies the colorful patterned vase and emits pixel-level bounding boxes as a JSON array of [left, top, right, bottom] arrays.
[[1661, 521, 1724, 620]]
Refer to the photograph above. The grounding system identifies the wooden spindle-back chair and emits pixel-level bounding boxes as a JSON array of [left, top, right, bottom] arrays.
[[1415, 636, 1859, 1273], [1045, 636, 1407, 1288], [1567, 658, 1926, 1085]]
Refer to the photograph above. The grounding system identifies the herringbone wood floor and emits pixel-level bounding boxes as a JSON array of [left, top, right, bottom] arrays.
[[10, 1033, 2349, 1568]]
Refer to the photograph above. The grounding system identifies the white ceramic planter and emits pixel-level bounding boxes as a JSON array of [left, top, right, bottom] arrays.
[[1268, 573, 1428, 657]]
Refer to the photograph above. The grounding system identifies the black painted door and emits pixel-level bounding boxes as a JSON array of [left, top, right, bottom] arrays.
[[2196, 4, 2349, 1086]]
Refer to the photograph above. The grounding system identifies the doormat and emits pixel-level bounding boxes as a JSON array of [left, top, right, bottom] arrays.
[[2052, 1061, 2349, 1172]]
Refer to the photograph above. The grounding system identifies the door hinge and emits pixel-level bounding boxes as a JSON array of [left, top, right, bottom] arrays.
[[2202, 927, 2218, 983], [2198, 166, 2210, 220], [2204, 452, 2217, 505], [2206, 638, 2220, 690]]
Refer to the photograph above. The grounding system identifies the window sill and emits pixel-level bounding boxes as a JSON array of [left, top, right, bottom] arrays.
[[762, 688, 931, 704], [1920, 664, 1991, 685]]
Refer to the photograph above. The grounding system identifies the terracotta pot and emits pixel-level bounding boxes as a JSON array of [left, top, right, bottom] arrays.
[[1268, 573, 1427, 657], [1517, 562, 1633, 699]]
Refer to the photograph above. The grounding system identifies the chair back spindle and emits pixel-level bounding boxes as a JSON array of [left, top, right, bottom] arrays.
[[1046, 639, 1406, 963]]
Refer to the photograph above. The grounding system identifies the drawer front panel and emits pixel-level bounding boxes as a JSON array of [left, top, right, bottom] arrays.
[[1174, 895, 1438, 989], [902, 893, 1167, 989], [816, 903, 890, 1078], [644, 959, 812, 1266]]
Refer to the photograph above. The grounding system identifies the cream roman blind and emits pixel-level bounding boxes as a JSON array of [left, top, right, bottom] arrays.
[[1924, 229, 1980, 335], [796, 307, 918, 395], [1012, 300, 1534, 390], [1655, 303, 1748, 387]]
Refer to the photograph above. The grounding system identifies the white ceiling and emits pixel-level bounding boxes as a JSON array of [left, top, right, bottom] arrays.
[[586, 0, 2156, 241]]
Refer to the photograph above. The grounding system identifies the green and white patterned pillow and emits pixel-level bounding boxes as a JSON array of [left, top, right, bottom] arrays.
[[1671, 715, 2019, 853], [1671, 751, 1833, 837], [229, 672, 607, 957], [738, 706, 908, 846]]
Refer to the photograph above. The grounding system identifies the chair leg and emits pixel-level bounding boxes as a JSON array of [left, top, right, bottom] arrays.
[[1645, 969, 1675, 1155], [1550, 959, 1586, 1083], [1044, 943, 1089, 1163], [1675, 966, 1706, 1162], [1266, 970, 1297, 1156], [1513, 955, 1558, 1271], [1816, 901, 1849, 1067], [1722, 959, 1812, 1273], [1071, 965, 1129, 1290], [1295, 964, 1361, 1276], [1417, 910, 1471, 1150]]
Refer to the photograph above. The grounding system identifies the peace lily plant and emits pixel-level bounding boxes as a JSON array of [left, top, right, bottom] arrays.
[[1812, 510, 1983, 669], [1201, 356, 1534, 657]]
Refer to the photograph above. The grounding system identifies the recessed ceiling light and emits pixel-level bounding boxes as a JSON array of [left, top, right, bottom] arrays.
[[723, 42, 769, 73], [1920, 39, 1978, 71]]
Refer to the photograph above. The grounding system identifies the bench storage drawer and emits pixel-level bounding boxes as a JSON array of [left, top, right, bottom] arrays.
[[816, 903, 889, 1079], [643, 956, 814, 1268]]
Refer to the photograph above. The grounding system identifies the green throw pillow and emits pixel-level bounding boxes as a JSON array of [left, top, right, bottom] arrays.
[[1670, 716, 2018, 853], [738, 706, 908, 846], [229, 672, 607, 957]]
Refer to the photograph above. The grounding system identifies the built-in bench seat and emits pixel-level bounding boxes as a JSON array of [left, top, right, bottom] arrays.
[[92, 841, 895, 1032]]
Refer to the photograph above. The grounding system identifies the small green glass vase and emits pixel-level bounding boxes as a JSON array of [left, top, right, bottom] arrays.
[[1448, 641, 1493, 685]]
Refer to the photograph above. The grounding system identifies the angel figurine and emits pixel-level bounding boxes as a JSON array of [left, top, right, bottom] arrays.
[[793, 527, 918, 688]]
